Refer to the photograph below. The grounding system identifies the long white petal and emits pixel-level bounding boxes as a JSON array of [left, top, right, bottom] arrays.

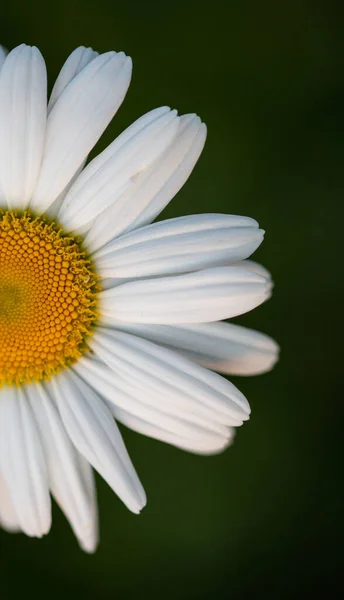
[[85, 114, 206, 252], [77, 354, 236, 437], [30, 51, 132, 213], [0, 386, 51, 537], [115, 321, 279, 376], [27, 382, 98, 553], [48, 46, 99, 112], [49, 370, 146, 514], [107, 406, 235, 455], [84, 328, 250, 424], [93, 328, 250, 415], [78, 355, 239, 441], [0, 474, 21, 532], [74, 346, 237, 453], [100, 266, 271, 325], [93, 214, 263, 278], [0, 44, 47, 209], [59, 107, 180, 232]]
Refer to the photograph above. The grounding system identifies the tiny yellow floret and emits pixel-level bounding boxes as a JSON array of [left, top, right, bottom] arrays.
[[0, 210, 99, 386]]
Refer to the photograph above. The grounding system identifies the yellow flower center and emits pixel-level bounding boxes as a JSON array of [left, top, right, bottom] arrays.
[[0, 211, 99, 387]]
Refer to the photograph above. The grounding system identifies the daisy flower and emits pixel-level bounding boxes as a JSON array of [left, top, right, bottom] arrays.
[[0, 43, 279, 552]]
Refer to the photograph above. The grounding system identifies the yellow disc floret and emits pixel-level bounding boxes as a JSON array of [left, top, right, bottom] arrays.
[[0, 210, 99, 387]]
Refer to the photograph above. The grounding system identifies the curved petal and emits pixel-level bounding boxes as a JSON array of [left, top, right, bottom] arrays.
[[107, 406, 235, 456], [0, 386, 51, 537], [49, 370, 146, 514], [87, 328, 250, 423], [48, 46, 99, 112], [75, 355, 236, 454], [0, 44, 47, 209], [30, 51, 132, 213], [93, 214, 263, 278], [27, 382, 98, 553], [58, 107, 180, 232], [85, 114, 206, 252], [100, 266, 271, 325], [115, 321, 279, 376]]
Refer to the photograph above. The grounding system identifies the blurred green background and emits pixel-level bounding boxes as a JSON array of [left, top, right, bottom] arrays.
[[1, 1, 343, 598]]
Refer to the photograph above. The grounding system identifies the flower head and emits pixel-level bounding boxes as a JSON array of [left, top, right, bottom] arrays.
[[0, 44, 279, 552]]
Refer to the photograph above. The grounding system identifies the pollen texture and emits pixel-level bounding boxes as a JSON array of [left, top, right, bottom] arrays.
[[0, 211, 99, 386]]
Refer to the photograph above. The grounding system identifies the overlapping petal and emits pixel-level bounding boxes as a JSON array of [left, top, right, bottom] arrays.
[[85, 114, 206, 251], [75, 346, 238, 454], [0, 386, 51, 537], [73, 328, 250, 453], [48, 46, 99, 112], [27, 382, 98, 552], [49, 370, 146, 514], [115, 321, 279, 376], [93, 214, 263, 279], [30, 51, 132, 213], [107, 406, 235, 456], [58, 107, 180, 232]]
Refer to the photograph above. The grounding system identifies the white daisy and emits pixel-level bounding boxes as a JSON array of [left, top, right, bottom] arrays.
[[0, 43, 279, 552]]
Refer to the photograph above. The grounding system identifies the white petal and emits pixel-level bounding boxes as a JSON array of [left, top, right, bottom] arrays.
[[85, 114, 207, 252], [0, 44, 47, 209], [0, 45, 8, 70], [116, 321, 279, 375], [59, 107, 180, 232], [44, 158, 87, 219], [74, 365, 235, 456], [0, 474, 21, 532], [85, 328, 250, 425], [49, 370, 146, 514], [48, 46, 99, 112], [27, 382, 98, 553], [93, 214, 264, 278], [108, 407, 235, 456], [233, 259, 272, 280], [76, 354, 239, 444], [30, 51, 132, 213], [74, 333, 240, 453], [100, 266, 271, 325], [0, 386, 51, 537]]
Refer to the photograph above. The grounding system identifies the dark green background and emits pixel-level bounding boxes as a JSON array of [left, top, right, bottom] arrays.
[[1, 1, 343, 598]]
